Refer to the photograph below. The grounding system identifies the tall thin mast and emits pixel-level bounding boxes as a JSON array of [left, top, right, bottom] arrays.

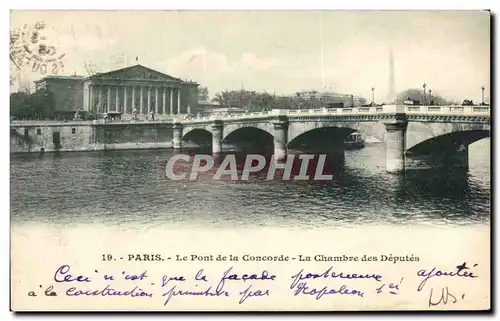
[[320, 12, 325, 90], [201, 19, 206, 75], [387, 47, 396, 101]]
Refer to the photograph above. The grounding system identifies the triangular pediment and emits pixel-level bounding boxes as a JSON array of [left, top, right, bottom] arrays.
[[89, 64, 183, 82]]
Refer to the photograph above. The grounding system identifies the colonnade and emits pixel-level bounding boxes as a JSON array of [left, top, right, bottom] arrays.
[[88, 84, 183, 115]]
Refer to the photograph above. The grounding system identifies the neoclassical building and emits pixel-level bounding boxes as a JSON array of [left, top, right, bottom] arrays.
[[34, 64, 199, 119]]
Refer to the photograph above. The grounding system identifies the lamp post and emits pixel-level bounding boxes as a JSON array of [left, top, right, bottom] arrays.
[[371, 86, 375, 105], [481, 86, 485, 105], [428, 89, 432, 105], [422, 83, 427, 105]]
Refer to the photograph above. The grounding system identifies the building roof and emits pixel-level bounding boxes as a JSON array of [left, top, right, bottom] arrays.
[[34, 75, 85, 84], [198, 101, 220, 106], [210, 107, 247, 112], [85, 63, 196, 84], [33, 63, 200, 86], [298, 90, 361, 98]]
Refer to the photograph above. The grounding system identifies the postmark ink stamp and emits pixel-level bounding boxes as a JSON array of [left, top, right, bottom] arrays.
[[10, 21, 65, 76]]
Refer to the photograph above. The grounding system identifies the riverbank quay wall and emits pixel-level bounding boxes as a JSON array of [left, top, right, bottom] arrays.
[[10, 121, 175, 153]]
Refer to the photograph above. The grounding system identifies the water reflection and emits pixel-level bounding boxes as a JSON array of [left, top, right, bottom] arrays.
[[10, 140, 490, 229], [165, 150, 346, 184]]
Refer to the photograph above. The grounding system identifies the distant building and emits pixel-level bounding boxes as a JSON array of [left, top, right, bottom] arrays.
[[195, 101, 220, 115], [294, 90, 367, 107], [34, 64, 199, 117], [403, 98, 420, 105], [194, 102, 247, 116], [209, 107, 247, 115]]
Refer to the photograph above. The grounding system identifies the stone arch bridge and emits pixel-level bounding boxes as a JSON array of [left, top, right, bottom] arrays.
[[174, 105, 490, 172]]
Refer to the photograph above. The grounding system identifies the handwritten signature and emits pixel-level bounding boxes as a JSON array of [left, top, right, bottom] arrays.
[[428, 286, 465, 307]]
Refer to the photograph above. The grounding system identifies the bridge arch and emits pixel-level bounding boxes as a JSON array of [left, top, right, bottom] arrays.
[[287, 126, 355, 150], [406, 129, 490, 155], [222, 125, 275, 152], [406, 122, 491, 152], [182, 127, 212, 139], [181, 128, 213, 147], [222, 122, 274, 141], [287, 121, 386, 145]]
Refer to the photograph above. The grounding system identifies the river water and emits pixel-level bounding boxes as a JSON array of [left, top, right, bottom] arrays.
[[10, 139, 490, 229]]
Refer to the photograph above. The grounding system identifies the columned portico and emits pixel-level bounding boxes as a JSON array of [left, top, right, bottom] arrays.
[[115, 86, 120, 112], [107, 87, 111, 112], [89, 85, 94, 112], [123, 86, 128, 114], [131, 87, 136, 113], [177, 88, 181, 115], [155, 87, 159, 114], [82, 64, 199, 118], [147, 87, 151, 115], [140, 87, 144, 114], [162, 88, 166, 115], [170, 88, 174, 115], [98, 86, 102, 113]]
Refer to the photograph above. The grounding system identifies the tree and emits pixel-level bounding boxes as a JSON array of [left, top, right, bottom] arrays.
[[394, 88, 455, 105], [212, 90, 235, 107], [10, 88, 56, 120], [197, 86, 209, 102], [10, 91, 30, 119], [211, 89, 328, 111]]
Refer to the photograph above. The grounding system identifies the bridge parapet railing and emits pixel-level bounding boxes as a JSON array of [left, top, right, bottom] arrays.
[[10, 118, 181, 126], [273, 106, 388, 116], [181, 111, 274, 123], [11, 104, 491, 127], [96, 119, 175, 125], [10, 120, 94, 126], [166, 104, 490, 123], [404, 105, 490, 116], [470, 106, 491, 113]]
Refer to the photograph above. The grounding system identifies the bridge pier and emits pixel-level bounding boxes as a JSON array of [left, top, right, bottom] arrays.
[[384, 119, 408, 173], [450, 144, 469, 169], [172, 123, 183, 149], [212, 121, 223, 154], [406, 145, 469, 170], [272, 120, 288, 162]]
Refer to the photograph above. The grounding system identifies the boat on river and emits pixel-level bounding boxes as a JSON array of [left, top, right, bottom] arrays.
[[345, 132, 365, 149]]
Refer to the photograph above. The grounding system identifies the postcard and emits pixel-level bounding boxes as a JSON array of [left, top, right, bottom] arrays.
[[10, 10, 491, 311]]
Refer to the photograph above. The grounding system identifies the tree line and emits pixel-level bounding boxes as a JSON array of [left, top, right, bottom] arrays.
[[393, 88, 458, 105], [211, 90, 337, 112], [209, 88, 457, 111], [10, 89, 56, 120], [10, 89, 100, 120]]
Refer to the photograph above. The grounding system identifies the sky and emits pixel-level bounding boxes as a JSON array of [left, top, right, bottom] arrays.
[[10, 10, 490, 103]]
